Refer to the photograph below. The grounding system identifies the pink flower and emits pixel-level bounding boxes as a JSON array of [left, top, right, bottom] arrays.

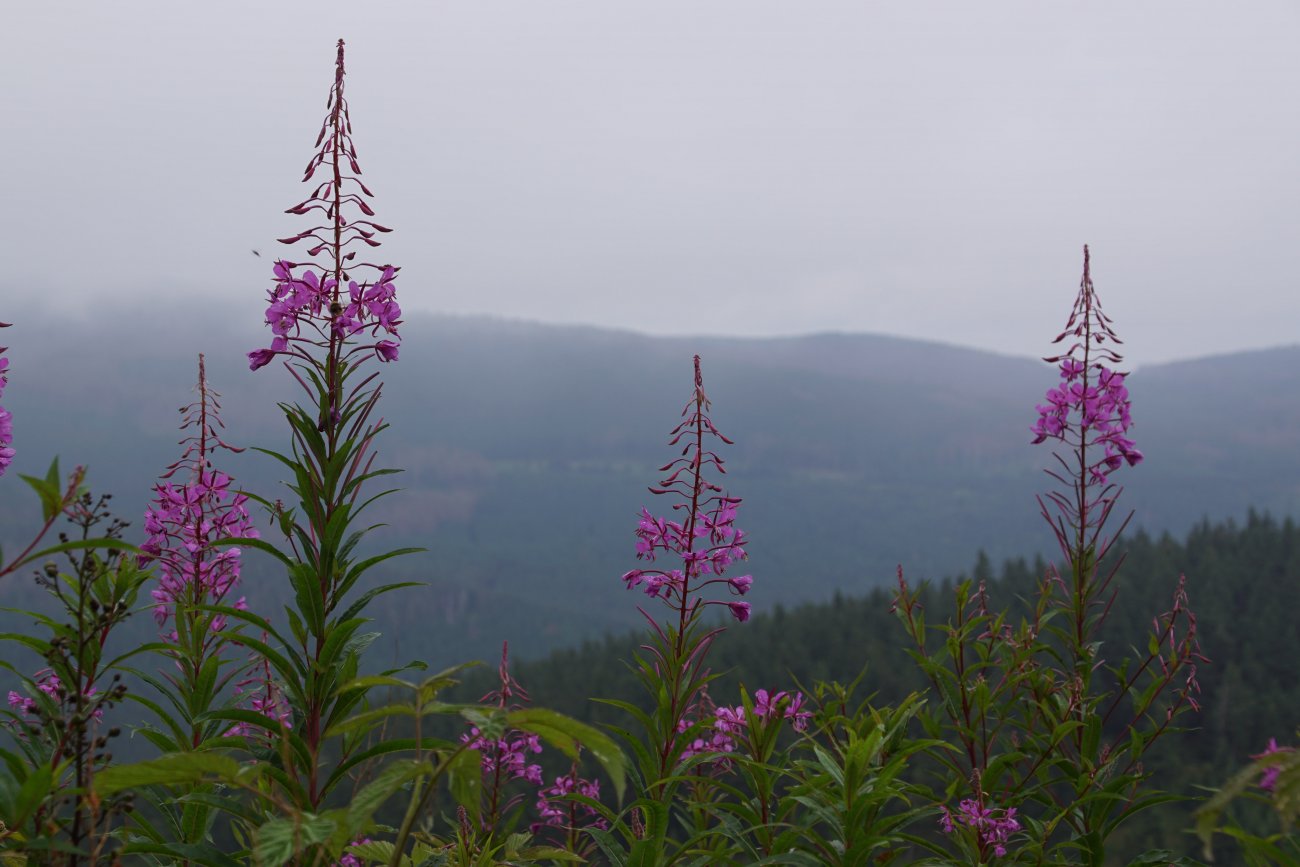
[[334, 838, 373, 867], [1251, 738, 1294, 793], [9, 671, 103, 723], [728, 575, 753, 595], [247, 348, 276, 370], [462, 728, 544, 785], [939, 798, 1021, 858], [941, 800, 1019, 863], [532, 772, 606, 832]]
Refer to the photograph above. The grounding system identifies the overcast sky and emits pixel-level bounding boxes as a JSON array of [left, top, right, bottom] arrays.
[[4, 1, 1297, 366]]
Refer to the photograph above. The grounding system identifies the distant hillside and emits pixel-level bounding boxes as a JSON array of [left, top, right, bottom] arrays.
[[0, 300, 1297, 664]]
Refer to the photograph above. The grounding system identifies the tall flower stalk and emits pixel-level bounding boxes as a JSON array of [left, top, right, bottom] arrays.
[[610, 355, 752, 852], [896, 247, 1206, 864], [140, 355, 257, 745], [1032, 244, 1143, 662], [0, 321, 13, 478], [240, 38, 418, 815]]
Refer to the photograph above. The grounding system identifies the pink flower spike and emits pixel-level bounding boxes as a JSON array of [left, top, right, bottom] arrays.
[[1251, 738, 1294, 792], [622, 356, 752, 622]]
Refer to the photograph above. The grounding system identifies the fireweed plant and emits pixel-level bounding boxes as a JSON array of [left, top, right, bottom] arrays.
[[574, 358, 931, 865], [457, 644, 546, 832], [616, 355, 753, 780], [95, 39, 430, 865], [92, 40, 619, 867], [119, 354, 271, 854], [588, 355, 760, 858], [894, 247, 1208, 865], [138, 354, 258, 724]]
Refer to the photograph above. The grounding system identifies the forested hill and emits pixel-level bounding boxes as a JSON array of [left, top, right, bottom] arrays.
[[475, 512, 1300, 859], [1, 301, 1298, 663]]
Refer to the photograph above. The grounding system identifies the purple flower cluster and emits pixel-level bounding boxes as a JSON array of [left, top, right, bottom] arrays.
[[248, 261, 400, 371], [1251, 738, 1294, 793], [140, 357, 257, 633], [226, 648, 292, 738], [461, 728, 544, 785], [7, 670, 103, 724], [250, 39, 400, 377], [939, 798, 1021, 858], [334, 838, 373, 867], [622, 356, 752, 622], [1031, 248, 1142, 487], [533, 772, 606, 832], [1032, 360, 1142, 486], [0, 324, 12, 477], [679, 689, 812, 760], [623, 501, 751, 620], [140, 469, 257, 632]]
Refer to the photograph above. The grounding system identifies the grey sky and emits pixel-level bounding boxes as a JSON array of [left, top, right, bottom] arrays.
[[4, 1, 1297, 366]]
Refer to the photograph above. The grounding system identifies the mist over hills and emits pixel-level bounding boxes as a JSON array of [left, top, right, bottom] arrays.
[[1, 300, 1297, 664]]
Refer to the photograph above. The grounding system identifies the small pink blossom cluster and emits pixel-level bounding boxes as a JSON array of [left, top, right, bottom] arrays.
[[679, 689, 812, 760], [1031, 247, 1142, 487], [140, 469, 258, 632], [623, 500, 752, 620], [226, 648, 292, 738], [248, 261, 400, 370], [1252, 738, 1295, 793], [333, 838, 373, 867], [678, 712, 739, 761], [939, 798, 1020, 858], [532, 772, 606, 832], [1032, 361, 1142, 485], [461, 727, 544, 785], [7, 670, 103, 723]]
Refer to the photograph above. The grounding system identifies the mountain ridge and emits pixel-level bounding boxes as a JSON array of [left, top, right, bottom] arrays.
[[0, 301, 1296, 663]]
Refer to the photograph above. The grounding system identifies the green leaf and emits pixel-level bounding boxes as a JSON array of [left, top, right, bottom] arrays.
[[20, 459, 64, 521], [119, 841, 246, 867], [447, 746, 484, 826], [96, 753, 261, 795], [321, 737, 458, 795], [253, 813, 336, 867], [346, 758, 428, 833], [348, 840, 397, 864], [324, 704, 419, 739], [1125, 851, 1207, 867], [335, 581, 423, 625], [508, 707, 627, 803], [13, 763, 53, 827]]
